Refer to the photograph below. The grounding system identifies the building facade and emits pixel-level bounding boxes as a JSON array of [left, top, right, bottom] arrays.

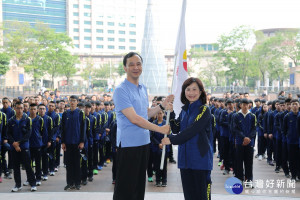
[[67, 0, 139, 55], [1, 0, 66, 33]]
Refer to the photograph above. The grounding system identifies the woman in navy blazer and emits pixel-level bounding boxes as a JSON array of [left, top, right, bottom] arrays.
[[162, 77, 213, 200]]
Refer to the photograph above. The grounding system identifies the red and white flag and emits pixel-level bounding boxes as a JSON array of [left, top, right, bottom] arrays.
[[172, 0, 188, 117]]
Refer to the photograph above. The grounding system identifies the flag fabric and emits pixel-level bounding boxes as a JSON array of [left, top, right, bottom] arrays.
[[172, 0, 188, 117]]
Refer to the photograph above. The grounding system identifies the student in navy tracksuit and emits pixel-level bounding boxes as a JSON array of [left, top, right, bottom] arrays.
[[0, 111, 8, 182], [46, 101, 60, 176], [104, 101, 113, 163], [274, 100, 285, 173], [219, 98, 234, 175], [211, 98, 218, 154], [281, 98, 291, 177], [268, 100, 280, 168], [110, 119, 117, 184], [162, 78, 213, 200], [214, 98, 224, 165], [283, 99, 300, 180], [1, 97, 15, 179], [28, 104, 44, 186], [7, 102, 37, 192], [38, 104, 53, 181], [264, 101, 274, 166], [233, 98, 256, 183], [151, 110, 170, 187], [84, 102, 97, 183], [257, 104, 268, 161], [98, 105, 108, 169], [61, 95, 86, 190], [90, 101, 102, 173]]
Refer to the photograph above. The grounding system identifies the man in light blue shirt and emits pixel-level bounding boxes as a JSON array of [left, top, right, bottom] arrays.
[[113, 52, 173, 200]]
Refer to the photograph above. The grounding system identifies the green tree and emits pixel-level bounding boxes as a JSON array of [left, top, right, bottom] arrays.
[[58, 52, 78, 86], [217, 25, 257, 86], [0, 52, 10, 75]]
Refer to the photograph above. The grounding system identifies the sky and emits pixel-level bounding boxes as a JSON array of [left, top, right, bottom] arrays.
[[137, 0, 300, 53]]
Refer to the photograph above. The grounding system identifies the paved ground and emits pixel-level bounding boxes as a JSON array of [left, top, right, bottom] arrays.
[[0, 145, 300, 200]]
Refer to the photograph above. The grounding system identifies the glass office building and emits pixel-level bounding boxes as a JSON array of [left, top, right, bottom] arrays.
[[2, 0, 66, 33]]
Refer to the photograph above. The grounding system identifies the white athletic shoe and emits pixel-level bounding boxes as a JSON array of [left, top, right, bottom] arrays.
[[23, 181, 29, 186], [31, 186, 37, 192], [36, 181, 42, 186], [11, 186, 22, 192], [258, 155, 263, 161]]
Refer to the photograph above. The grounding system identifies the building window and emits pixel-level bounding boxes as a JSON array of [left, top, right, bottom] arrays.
[[73, 12, 79, 16], [108, 30, 115, 34], [129, 46, 136, 50], [73, 4, 79, 8], [119, 38, 125, 42], [108, 22, 115, 26], [84, 21, 91, 25], [108, 38, 115, 42], [119, 46, 125, 50], [119, 23, 125, 27], [119, 30, 125, 34], [289, 62, 293, 68], [74, 44, 79, 48], [84, 12, 91, 17], [129, 31, 136, 35], [73, 36, 79, 40], [97, 45, 103, 49], [84, 5, 91, 9], [96, 21, 103, 25], [84, 37, 91, 40], [73, 28, 79, 32], [129, 23, 136, 28], [129, 39, 136, 43], [84, 29, 91, 33], [207, 44, 212, 51], [73, 20, 79, 24], [84, 44, 91, 48], [97, 37, 103, 41], [108, 45, 115, 49], [97, 29, 103, 33]]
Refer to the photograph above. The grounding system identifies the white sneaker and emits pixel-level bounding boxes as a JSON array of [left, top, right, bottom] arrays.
[[263, 154, 267, 159], [54, 168, 58, 172], [50, 172, 55, 176], [31, 186, 37, 192], [23, 181, 29, 186], [43, 176, 48, 181], [36, 181, 41, 186], [258, 155, 263, 161], [11, 186, 22, 192]]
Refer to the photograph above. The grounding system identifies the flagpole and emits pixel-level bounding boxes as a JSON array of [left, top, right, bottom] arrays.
[[160, 0, 187, 170], [160, 54, 177, 170]]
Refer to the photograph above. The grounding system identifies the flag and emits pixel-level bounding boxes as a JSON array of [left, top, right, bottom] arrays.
[[172, 0, 188, 117]]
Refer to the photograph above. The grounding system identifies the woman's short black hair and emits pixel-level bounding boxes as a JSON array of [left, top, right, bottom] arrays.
[[180, 77, 207, 105], [123, 52, 143, 66]]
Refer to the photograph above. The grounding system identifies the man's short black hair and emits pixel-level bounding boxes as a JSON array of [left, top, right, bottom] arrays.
[[240, 98, 249, 104], [38, 104, 46, 108], [15, 101, 23, 106], [285, 98, 292, 103], [70, 95, 79, 101], [77, 102, 84, 107], [85, 102, 92, 108], [291, 99, 299, 103], [29, 103, 38, 107], [104, 101, 110, 106], [95, 101, 101, 106], [156, 96, 163, 102], [254, 98, 261, 102], [261, 99, 266, 104], [123, 52, 143, 66]]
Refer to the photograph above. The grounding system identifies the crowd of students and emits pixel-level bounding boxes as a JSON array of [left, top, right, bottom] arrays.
[[0, 91, 118, 192], [209, 91, 300, 184], [1, 89, 300, 192]]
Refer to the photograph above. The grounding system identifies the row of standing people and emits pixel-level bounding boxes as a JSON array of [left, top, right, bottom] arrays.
[[0, 96, 118, 191]]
